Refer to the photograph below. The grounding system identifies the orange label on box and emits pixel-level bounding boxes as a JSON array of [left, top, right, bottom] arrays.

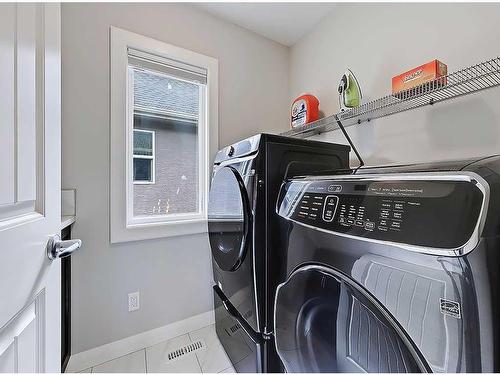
[[392, 60, 447, 94]]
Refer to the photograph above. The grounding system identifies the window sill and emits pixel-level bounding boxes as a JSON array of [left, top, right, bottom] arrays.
[[111, 218, 208, 243]]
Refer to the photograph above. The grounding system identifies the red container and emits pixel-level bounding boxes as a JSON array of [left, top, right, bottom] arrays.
[[291, 94, 319, 129]]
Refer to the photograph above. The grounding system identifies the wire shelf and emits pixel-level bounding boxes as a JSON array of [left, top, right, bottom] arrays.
[[282, 57, 500, 138]]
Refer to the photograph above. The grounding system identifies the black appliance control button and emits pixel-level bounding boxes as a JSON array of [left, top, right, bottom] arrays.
[[322, 195, 338, 222], [226, 145, 235, 157], [365, 221, 375, 230], [326, 196, 338, 206], [346, 218, 355, 225], [328, 185, 342, 193], [355, 220, 364, 227], [323, 210, 334, 222], [390, 221, 401, 228]]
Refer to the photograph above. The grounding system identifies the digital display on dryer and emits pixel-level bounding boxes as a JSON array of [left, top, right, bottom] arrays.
[[354, 184, 367, 191], [278, 178, 484, 249]]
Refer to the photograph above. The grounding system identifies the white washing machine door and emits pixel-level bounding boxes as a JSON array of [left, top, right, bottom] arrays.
[[274, 265, 430, 373]]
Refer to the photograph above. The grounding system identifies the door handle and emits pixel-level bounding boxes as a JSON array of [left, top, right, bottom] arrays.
[[46, 234, 82, 260]]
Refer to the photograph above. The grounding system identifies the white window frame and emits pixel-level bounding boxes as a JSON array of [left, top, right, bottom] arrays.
[[132, 129, 155, 185], [110, 27, 218, 243]]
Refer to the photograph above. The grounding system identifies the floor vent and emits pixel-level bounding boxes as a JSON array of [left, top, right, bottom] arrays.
[[225, 323, 242, 336], [166, 340, 205, 362]]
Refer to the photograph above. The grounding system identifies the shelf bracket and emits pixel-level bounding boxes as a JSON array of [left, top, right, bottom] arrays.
[[335, 115, 364, 173]]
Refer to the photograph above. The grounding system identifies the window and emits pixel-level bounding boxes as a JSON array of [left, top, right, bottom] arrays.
[[110, 27, 218, 243], [133, 129, 155, 183], [129, 62, 203, 217]]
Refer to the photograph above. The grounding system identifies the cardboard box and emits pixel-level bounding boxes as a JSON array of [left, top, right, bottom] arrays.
[[392, 60, 447, 96]]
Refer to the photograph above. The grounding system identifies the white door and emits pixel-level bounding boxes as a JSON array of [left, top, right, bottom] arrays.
[[0, 4, 62, 373]]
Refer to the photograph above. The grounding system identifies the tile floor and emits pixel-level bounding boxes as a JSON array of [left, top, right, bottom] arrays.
[[76, 324, 235, 373]]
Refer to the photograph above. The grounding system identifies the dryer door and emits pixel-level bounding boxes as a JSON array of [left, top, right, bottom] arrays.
[[274, 265, 429, 373], [208, 166, 251, 271]]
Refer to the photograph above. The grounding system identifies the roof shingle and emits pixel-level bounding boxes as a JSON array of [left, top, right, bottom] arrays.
[[133, 69, 199, 117]]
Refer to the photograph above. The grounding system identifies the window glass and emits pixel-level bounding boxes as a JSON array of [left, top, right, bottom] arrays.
[[132, 129, 154, 183], [133, 131, 153, 156], [130, 65, 201, 217], [133, 158, 153, 182]]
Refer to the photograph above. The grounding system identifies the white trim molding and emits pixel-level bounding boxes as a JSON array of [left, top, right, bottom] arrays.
[[65, 310, 215, 373], [110, 26, 219, 243]]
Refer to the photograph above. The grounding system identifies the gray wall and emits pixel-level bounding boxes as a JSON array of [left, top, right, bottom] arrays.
[[290, 3, 500, 166], [61, 3, 289, 353]]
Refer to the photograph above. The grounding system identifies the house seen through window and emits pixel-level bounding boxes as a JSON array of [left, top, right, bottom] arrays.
[[129, 50, 205, 218]]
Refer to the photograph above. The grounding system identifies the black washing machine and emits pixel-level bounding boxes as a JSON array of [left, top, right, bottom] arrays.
[[208, 134, 350, 372], [272, 156, 500, 372]]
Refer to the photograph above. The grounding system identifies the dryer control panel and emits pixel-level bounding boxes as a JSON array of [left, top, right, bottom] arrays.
[[278, 175, 485, 250]]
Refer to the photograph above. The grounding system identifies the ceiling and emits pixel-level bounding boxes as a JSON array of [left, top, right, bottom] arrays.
[[194, 3, 336, 47]]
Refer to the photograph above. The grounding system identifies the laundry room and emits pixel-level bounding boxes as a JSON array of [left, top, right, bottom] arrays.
[[1, 1, 500, 374]]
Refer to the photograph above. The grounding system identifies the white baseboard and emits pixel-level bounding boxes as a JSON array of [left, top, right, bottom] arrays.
[[65, 310, 215, 373]]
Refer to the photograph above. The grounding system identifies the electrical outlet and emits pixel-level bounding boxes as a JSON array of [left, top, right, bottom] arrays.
[[128, 292, 140, 312]]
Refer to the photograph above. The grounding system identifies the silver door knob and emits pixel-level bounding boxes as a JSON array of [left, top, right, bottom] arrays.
[[46, 234, 82, 260]]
